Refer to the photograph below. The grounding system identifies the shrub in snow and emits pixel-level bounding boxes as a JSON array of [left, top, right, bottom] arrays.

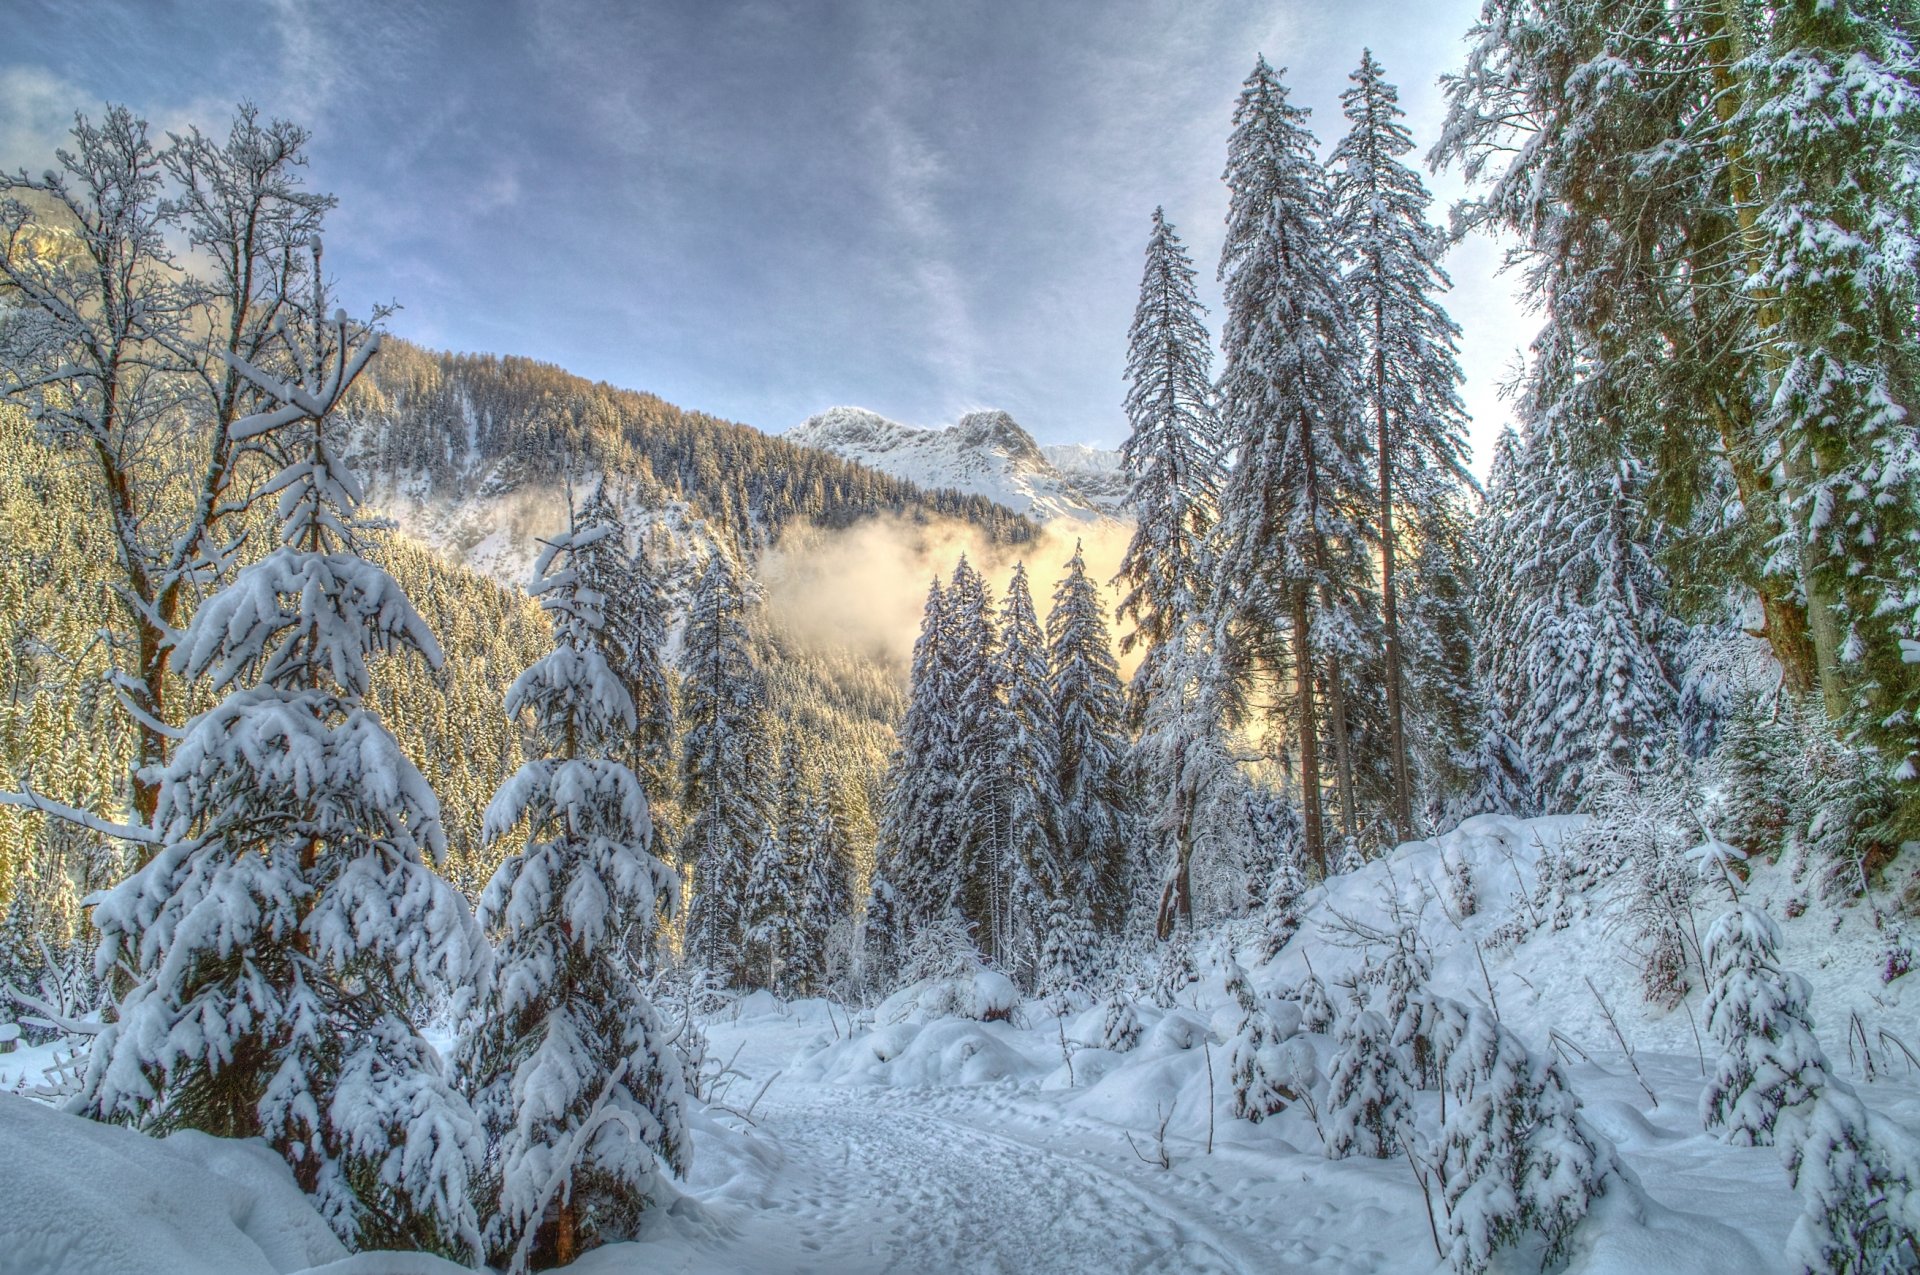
[[1439, 1011, 1613, 1275], [1257, 835, 1307, 962], [1150, 928, 1198, 1008], [76, 322, 485, 1259], [1099, 994, 1142, 1052], [1380, 937, 1437, 1089], [1297, 970, 1336, 1035], [1700, 906, 1827, 1147], [1037, 896, 1097, 1009], [1324, 1010, 1413, 1159], [455, 503, 688, 1271], [1782, 1084, 1920, 1275], [1225, 963, 1296, 1122]]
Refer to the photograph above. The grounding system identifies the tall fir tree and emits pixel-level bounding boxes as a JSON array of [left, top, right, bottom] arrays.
[[944, 556, 1007, 954], [678, 542, 771, 985], [77, 309, 486, 1258], [457, 510, 686, 1271], [1048, 543, 1132, 931], [996, 561, 1061, 978], [1116, 207, 1224, 714], [874, 577, 956, 956], [1330, 50, 1475, 838], [1212, 57, 1375, 870]]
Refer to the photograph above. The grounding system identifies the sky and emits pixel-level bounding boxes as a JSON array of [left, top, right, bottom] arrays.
[[1, 0, 1530, 471]]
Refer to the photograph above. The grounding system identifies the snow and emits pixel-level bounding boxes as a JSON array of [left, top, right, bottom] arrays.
[[786, 405, 1128, 523], [11, 814, 1920, 1273]]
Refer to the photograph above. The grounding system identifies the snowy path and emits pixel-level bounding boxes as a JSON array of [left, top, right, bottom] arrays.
[[685, 1080, 1268, 1274]]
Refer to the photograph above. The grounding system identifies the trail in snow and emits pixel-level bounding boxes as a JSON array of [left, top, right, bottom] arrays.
[[728, 1083, 1256, 1275]]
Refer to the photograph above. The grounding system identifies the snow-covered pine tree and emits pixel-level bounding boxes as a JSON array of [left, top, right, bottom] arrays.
[[679, 541, 771, 986], [944, 556, 1009, 955], [1099, 992, 1143, 1052], [1255, 802, 1307, 962], [1137, 610, 1251, 936], [1116, 207, 1223, 709], [457, 509, 686, 1271], [1783, 1083, 1920, 1275], [1212, 57, 1375, 871], [875, 577, 955, 954], [1324, 1008, 1413, 1158], [1150, 927, 1198, 1009], [1330, 49, 1474, 840], [1049, 543, 1132, 930], [789, 785, 853, 997], [1298, 968, 1336, 1035], [1225, 962, 1294, 1122], [1476, 421, 1682, 810], [1439, 1010, 1613, 1275], [78, 298, 485, 1257], [1744, 0, 1920, 807], [1036, 895, 1097, 1010], [1700, 905, 1828, 1147], [571, 481, 675, 799], [743, 743, 810, 992], [997, 561, 1062, 978]]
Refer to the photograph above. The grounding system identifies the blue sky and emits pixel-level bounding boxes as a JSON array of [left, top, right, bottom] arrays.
[[2, 0, 1528, 466]]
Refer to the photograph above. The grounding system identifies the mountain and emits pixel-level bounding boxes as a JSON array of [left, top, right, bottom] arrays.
[[347, 342, 1040, 588], [785, 406, 1129, 525]]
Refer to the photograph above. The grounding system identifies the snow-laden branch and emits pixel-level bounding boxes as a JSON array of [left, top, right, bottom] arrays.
[[0, 787, 158, 844]]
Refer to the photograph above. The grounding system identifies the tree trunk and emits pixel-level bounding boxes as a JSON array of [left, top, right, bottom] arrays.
[[1292, 584, 1326, 874], [1375, 315, 1413, 837], [1325, 653, 1359, 849], [1707, 0, 1845, 715]]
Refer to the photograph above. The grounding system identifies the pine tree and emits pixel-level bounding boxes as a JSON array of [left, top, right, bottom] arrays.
[[1212, 57, 1375, 871], [1783, 1084, 1920, 1275], [1149, 928, 1197, 1009], [1439, 1011, 1613, 1275], [1225, 962, 1294, 1122], [77, 311, 485, 1257], [1324, 1009, 1413, 1159], [458, 510, 686, 1271], [1117, 207, 1223, 708], [875, 578, 956, 947], [572, 481, 675, 797], [1049, 543, 1131, 930], [1745, 0, 1920, 803], [1700, 905, 1828, 1147], [1099, 993, 1143, 1052], [1330, 50, 1474, 839], [1138, 613, 1250, 936], [679, 543, 770, 985], [944, 556, 1007, 953], [1476, 423, 1682, 809], [997, 562, 1061, 978]]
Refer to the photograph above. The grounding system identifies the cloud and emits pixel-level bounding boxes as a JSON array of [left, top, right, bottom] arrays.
[[759, 513, 1140, 682], [0, 66, 92, 174]]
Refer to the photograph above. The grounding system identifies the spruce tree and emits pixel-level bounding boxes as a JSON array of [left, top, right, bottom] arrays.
[[1324, 1009, 1414, 1159], [1048, 543, 1131, 930], [457, 511, 686, 1270], [572, 481, 675, 799], [1225, 962, 1294, 1122], [1700, 905, 1828, 1147], [679, 543, 770, 985], [1117, 207, 1223, 708], [944, 555, 1007, 951], [997, 561, 1062, 976], [875, 578, 956, 945], [1212, 57, 1375, 871], [78, 313, 485, 1257], [1745, 0, 1920, 800], [1330, 50, 1474, 839]]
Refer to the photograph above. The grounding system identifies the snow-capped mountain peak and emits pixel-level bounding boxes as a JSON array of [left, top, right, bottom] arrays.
[[786, 406, 1128, 523]]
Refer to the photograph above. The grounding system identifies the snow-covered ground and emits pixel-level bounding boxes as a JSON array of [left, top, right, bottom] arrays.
[[6, 814, 1916, 1273]]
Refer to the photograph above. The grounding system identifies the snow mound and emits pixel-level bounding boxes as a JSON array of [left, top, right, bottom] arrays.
[[795, 1018, 1042, 1088], [0, 1094, 347, 1275]]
